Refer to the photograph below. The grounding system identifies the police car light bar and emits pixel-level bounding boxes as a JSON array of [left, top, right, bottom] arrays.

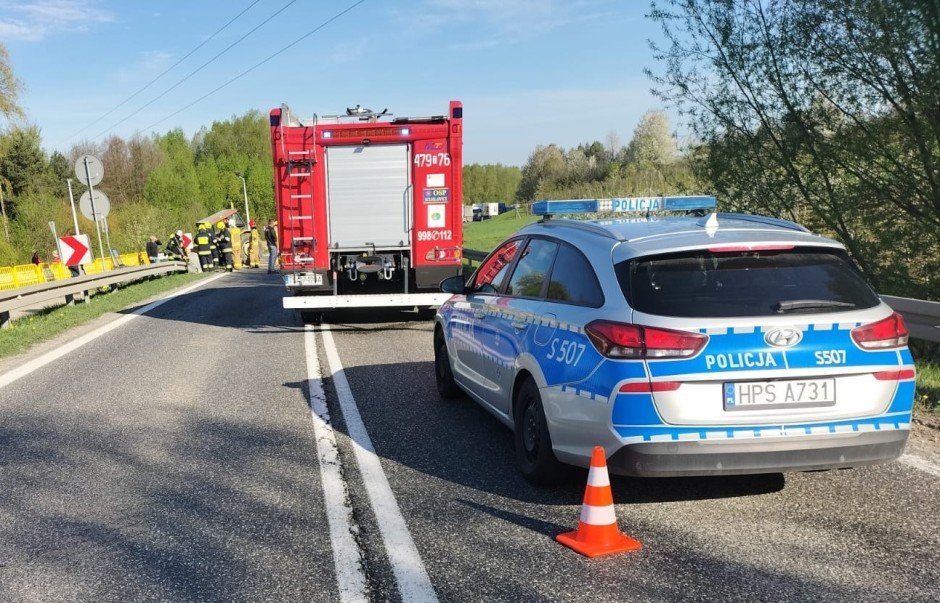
[[531, 195, 717, 216]]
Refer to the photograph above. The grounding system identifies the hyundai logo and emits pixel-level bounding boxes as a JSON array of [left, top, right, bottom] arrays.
[[764, 327, 803, 348]]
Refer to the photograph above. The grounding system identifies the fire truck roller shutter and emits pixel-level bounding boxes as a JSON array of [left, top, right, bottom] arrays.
[[325, 144, 410, 248]]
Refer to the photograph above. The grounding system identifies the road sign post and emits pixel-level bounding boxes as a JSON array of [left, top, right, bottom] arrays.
[[75, 155, 107, 270]]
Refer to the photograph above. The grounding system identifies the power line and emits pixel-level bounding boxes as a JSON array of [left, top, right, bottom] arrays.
[[60, 0, 264, 145], [139, 0, 367, 134], [87, 0, 302, 143]]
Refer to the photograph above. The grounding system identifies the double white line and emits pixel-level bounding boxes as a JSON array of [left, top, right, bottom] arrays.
[[305, 325, 437, 603]]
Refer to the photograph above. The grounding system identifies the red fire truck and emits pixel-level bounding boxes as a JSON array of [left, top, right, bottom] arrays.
[[269, 101, 464, 317]]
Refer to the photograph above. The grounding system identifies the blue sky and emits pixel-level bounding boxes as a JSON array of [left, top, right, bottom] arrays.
[[1, 0, 674, 167]]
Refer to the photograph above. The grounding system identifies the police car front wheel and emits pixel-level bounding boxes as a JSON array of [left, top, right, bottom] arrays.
[[434, 329, 462, 399]]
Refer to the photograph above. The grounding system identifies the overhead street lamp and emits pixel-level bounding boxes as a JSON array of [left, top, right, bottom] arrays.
[[235, 171, 251, 226]]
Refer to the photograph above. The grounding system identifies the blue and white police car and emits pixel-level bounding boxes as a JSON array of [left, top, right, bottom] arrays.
[[433, 196, 915, 484]]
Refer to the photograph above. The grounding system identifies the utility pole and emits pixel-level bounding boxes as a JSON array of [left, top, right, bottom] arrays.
[[235, 172, 250, 225], [0, 182, 8, 241]]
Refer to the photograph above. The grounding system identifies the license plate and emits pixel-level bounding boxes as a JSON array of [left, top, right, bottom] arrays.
[[289, 273, 323, 286], [723, 378, 836, 409]]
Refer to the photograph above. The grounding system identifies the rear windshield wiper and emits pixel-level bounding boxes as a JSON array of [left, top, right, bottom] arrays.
[[774, 299, 856, 313]]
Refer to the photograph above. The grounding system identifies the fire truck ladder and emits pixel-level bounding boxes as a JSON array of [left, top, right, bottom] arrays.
[[284, 149, 315, 269]]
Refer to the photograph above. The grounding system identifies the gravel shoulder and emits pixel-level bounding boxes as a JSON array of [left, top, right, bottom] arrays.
[[908, 411, 940, 463]]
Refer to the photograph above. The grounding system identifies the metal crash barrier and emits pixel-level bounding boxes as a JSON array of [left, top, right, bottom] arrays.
[[0, 260, 187, 328]]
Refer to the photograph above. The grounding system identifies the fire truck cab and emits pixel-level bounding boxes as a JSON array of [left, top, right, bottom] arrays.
[[269, 101, 464, 317]]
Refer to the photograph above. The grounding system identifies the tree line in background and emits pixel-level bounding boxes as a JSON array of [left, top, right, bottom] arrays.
[[0, 110, 275, 266], [1, 0, 937, 301]]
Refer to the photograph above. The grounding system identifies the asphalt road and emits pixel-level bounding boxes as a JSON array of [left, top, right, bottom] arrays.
[[0, 271, 938, 602]]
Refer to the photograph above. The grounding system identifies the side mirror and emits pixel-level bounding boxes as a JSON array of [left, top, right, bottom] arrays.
[[440, 274, 466, 294]]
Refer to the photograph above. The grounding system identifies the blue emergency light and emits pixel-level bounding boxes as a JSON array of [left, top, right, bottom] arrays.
[[531, 195, 717, 216]]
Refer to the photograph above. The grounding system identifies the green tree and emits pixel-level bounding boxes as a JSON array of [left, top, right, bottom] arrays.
[[0, 126, 45, 201], [624, 111, 677, 167], [0, 43, 24, 122], [517, 145, 566, 202], [648, 0, 940, 297]]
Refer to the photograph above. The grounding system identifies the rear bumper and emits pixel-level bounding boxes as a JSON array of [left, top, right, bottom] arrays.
[[283, 292, 452, 310], [606, 429, 909, 477]]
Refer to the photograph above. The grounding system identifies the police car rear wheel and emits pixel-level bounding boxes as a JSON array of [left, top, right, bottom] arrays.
[[434, 329, 462, 399], [514, 378, 570, 486]]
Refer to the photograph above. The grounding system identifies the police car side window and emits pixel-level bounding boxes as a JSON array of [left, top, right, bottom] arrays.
[[546, 243, 604, 307], [473, 238, 522, 293], [505, 238, 558, 298]]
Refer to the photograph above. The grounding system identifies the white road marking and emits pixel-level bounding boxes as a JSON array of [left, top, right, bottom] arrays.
[[304, 327, 368, 603], [899, 453, 940, 478], [320, 324, 438, 603], [0, 274, 226, 391]]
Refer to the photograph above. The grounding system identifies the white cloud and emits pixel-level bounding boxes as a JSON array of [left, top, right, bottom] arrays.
[[413, 0, 613, 49], [0, 0, 114, 42]]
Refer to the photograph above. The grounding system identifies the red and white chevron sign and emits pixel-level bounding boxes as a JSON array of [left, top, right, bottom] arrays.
[[58, 234, 92, 266]]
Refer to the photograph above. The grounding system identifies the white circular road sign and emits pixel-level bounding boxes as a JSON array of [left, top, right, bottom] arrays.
[[79, 189, 110, 221], [75, 154, 104, 187]]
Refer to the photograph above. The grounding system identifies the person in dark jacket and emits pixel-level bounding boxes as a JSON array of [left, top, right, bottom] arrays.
[[264, 219, 278, 273], [146, 236, 161, 263]]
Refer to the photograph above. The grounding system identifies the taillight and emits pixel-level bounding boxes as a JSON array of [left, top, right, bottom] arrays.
[[426, 247, 462, 262], [585, 320, 708, 359], [851, 313, 909, 349]]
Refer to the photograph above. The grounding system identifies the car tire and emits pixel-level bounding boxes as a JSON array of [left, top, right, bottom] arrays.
[[514, 378, 571, 486], [434, 328, 462, 399]]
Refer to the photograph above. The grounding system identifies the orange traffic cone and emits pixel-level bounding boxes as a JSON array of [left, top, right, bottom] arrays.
[[556, 446, 642, 558]]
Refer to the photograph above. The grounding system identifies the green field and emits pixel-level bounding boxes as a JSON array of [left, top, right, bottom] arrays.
[[462, 209, 539, 254]]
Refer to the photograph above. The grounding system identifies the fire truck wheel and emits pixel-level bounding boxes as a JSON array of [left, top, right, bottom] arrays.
[[301, 311, 325, 326], [434, 328, 462, 399]]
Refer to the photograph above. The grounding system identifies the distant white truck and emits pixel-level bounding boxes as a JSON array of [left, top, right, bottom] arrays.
[[481, 203, 500, 218]]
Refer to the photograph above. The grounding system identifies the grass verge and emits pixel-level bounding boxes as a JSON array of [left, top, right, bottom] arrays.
[[0, 272, 208, 359], [914, 361, 940, 415]]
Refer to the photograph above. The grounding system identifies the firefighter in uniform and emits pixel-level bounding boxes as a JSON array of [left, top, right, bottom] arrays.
[[195, 223, 213, 271], [247, 219, 261, 268], [218, 220, 234, 272], [210, 223, 220, 269], [165, 230, 187, 261]]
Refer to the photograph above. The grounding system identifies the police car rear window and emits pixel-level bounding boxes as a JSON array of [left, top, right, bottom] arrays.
[[618, 248, 880, 318]]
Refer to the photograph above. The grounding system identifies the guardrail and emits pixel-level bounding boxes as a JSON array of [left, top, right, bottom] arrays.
[[464, 248, 940, 343], [0, 251, 151, 291], [0, 261, 188, 328]]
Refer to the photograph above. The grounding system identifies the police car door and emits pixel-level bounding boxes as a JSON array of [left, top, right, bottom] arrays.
[[485, 238, 558, 414], [459, 238, 524, 402]]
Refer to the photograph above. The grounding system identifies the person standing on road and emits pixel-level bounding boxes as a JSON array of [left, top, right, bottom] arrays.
[[264, 219, 278, 274], [218, 220, 234, 272], [31, 250, 41, 265], [247, 220, 261, 268], [196, 223, 213, 271]]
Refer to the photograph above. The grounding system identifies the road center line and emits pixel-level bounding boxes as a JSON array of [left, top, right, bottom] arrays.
[[319, 324, 438, 603], [304, 327, 368, 603]]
